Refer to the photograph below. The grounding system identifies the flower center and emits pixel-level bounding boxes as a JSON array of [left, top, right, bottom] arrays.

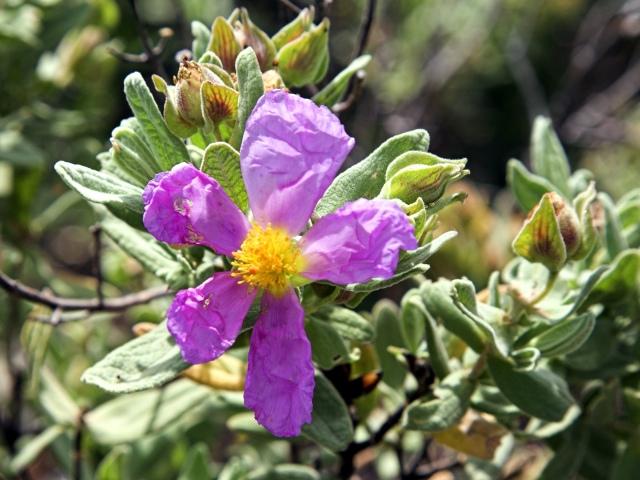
[[231, 223, 305, 296]]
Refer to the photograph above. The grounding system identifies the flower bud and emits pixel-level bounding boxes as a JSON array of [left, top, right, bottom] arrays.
[[512, 192, 582, 271], [379, 152, 468, 205], [275, 18, 330, 87], [548, 192, 581, 257], [232, 8, 276, 71], [272, 6, 315, 50], [175, 60, 222, 127]]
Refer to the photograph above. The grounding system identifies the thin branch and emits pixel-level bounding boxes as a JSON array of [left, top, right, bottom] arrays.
[[90, 225, 104, 308], [354, 0, 377, 59], [108, 1, 173, 79], [562, 56, 640, 142], [0, 271, 170, 314], [279, 0, 302, 14]]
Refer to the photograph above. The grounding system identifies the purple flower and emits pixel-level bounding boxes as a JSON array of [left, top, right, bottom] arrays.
[[142, 90, 417, 437]]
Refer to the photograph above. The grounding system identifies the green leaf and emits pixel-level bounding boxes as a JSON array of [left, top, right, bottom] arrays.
[[191, 21, 211, 60], [248, 465, 320, 480], [312, 305, 374, 342], [612, 435, 640, 480], [530, 116, 571, 197], [315, 130, 431, 216], [373, 300, 407, 389], [178, 443, 212, 480], [201, 142, 248, 211], [400, 290, 425, 354], [487, 356, 575, 421], [230, 48, 264, 149], [54, 161, 144, 228], [507, 158, 556, 212], [123, 72, 190, 170], [110, 124, 161, 186], [404, 371, 475, 432], [305, 315, 351, 369], [9, 425, 66, 474], [38, 368, 81, 425], [85, 379, 240, 445], [528, 312, 595, 357], [420, 280, 487, 353], [95, 446, 129, 480], [100, 214, 190, 289], [586, 250, 640, 306], [422, 301, 451, 380], [82, 322, 188, 394], [599, 192, 628, 260], [276, 19, 329, 87], [302, 373, 354, 451], [313, 55, 371, 107], [512, 193, 567, 271]]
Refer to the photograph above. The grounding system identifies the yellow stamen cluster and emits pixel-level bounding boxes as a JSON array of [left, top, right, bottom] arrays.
[[231, 223, 305, 296]]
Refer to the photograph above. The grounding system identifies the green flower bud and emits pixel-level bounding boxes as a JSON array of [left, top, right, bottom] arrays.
[[512, 192, 583, 271], [379, 152, 468, 205], [275, 18, 330, 87], [175, 60, 222, 127], [272, 6, 315, 50], [231, 8, 276, 71]]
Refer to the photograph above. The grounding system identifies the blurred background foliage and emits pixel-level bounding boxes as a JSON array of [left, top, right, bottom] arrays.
[[1, 0, 639, 478]]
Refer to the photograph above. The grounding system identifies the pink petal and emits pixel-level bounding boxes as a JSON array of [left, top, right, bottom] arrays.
[[300, 199, 417, 284], [167, 272, 256, 364], [240, 90, 354, 235], [143, 163, 250, 255], [244, 290, 315, 437]]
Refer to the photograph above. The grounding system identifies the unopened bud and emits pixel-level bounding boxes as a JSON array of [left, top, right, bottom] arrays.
[[513, 192, 583, 271], [175, 60, 222, 127], [379, 152, 468, 205], [275, 18, 330, 87]]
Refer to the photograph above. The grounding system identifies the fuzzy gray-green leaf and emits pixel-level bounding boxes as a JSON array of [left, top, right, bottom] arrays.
[[123, 72, 190, 170], [201, 142, 248, 211], [315, 130, 430, 216], [81, 322, 188, 394], [55, 161, 144, 229], [302, 373, 354, 451]]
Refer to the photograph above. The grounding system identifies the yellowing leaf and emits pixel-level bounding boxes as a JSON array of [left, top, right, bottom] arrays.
[[433, 411, 507, 460], [184, 355, 246, 391]]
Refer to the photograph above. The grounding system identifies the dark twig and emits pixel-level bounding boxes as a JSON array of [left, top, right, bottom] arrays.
[[73, 410, 86, 480], [338, 358, 435, 478], [107, 1, 172, 79], [279, 0, 302, 14], [354, 0, 377, 59], [0, 271, 170, 314], [90, 225, 104, 308]]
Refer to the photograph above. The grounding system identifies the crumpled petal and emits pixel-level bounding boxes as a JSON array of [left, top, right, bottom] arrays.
[[300, 199, 417, 284], [168, 272, 256, 364], [240, 89, 354, 235], [244, 290, 315, 437], [143, 163, 250, 255]]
